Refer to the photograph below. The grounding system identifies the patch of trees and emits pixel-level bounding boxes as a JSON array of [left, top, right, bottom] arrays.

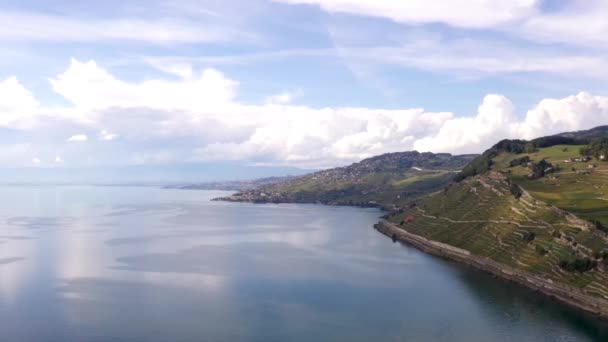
[[493, 139, 530, 154], [510, 184, 523, 199], [532, 136, 584, 148], [454, 136, 583, 182], [454, 154, 494, 182], [528, 159, 554, 179], [559, 258, 598, 273], [580, 138, 608, 161], [509, 156, 531, 167], [593, 220, 607, 233]]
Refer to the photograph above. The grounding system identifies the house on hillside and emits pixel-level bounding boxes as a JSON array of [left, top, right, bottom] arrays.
[[400, 216, 416, 225]]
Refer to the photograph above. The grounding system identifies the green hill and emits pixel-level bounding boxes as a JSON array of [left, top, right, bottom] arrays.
[[216, 151, 477, 208], [388, 127, 608, 299]]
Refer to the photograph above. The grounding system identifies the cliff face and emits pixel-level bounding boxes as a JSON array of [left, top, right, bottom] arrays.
[[215, 151, 477, 208]]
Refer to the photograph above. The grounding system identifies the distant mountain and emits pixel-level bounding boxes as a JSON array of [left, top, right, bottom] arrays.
[[0, 163, 312, 185], [165, 176, 296, 191], [215, 151, 477, 208], [556, 125, 608, 140]]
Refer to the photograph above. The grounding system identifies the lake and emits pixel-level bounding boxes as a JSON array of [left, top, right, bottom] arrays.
[[0, 186, 607, 341]]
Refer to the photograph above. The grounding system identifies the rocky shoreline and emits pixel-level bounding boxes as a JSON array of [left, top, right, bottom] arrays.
[[374, 220, 608, 320]]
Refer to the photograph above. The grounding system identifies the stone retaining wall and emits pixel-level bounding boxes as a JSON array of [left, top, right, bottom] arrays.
[[375, 220, 608, 319]]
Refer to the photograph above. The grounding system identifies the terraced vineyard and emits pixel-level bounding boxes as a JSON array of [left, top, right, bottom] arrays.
[[389, 171, 608, 299]]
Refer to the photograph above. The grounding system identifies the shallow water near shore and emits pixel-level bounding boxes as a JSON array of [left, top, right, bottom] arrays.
[[0, 185, 607, 341]]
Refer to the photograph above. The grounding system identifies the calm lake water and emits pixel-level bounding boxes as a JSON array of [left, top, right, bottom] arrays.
[[0, 186, 607, 341]]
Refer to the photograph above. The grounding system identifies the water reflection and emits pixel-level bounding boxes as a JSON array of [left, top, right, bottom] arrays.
[[0, 186, 606, 341]]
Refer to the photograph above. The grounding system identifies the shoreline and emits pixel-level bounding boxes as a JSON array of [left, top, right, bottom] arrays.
[[374, 220, 608, 320]]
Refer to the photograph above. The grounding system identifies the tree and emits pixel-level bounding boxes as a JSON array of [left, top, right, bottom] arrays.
[[581, 138, 608, 160], [594, 220, 607, 233], [509, 156, 530, 167], [510, 184, 523, 199], [559, 258, 597, 273], [528, 159, 554, 179]]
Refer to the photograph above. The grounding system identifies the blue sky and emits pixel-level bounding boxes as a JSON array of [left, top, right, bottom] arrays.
[[1, 0, 608, 181]]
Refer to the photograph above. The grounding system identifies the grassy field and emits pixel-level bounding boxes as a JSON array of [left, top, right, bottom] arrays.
[[496, 145, 608, 227]]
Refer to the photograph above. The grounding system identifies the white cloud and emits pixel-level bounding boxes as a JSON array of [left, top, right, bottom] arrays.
[[1, 59, 608, 169], [0, 10, 249, 45], [520, 92, 608, 139], [0, 76, 40, 126], [265, 90, 302, 105], [276, 0, 608, 49], [99, 130, 118, 141], [414, 92, 608, 155], [50, 59, 238, 111], [55, 156, 63, 163], [152, 38, 608, 81], [274, 0, 538, 28], [67, 134, 88, 142], [32, 157, 41, 164], [519, 2, 608, 46]]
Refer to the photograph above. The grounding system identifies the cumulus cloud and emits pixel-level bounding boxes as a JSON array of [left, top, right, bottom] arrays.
[[413, 95, 517, 154], [0, 76, 40, 126], [50, 59, 238, 111], [414, 92, 608, 154], [1, 58, 608, 169]]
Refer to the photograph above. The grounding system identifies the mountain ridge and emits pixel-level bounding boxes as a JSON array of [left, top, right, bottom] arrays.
[[215, 151, 477, 208]]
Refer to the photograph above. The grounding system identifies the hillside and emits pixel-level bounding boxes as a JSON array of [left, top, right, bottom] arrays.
[[216, 151, 477, 208], [388, 127, 608, 301]]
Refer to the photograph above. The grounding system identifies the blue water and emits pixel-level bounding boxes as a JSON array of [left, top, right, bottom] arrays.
[[0, 186, 607, 341]]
